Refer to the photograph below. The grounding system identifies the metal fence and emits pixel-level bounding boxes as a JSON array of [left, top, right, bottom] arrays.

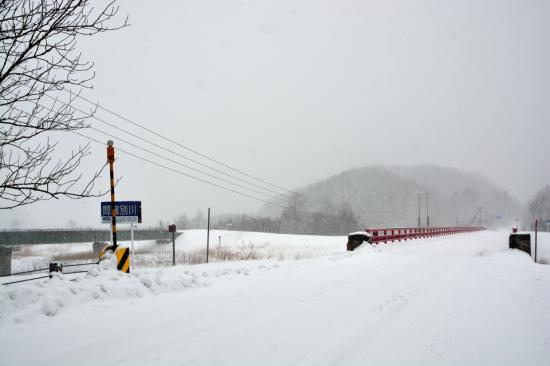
[[1, 261, 99, 286]]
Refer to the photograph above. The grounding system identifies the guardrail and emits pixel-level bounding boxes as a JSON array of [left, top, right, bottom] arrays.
[[366, 226, 486, 244], [0, 229, 178, 245], [1, 261, 98, 286]]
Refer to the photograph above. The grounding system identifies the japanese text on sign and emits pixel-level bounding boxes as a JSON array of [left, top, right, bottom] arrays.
[[101, 201, 142, 224]]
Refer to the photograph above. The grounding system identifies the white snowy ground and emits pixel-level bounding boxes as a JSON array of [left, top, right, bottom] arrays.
[[1, 230, 550, 366], [176, 229, 345, 257], [9, 230, 346, 272]]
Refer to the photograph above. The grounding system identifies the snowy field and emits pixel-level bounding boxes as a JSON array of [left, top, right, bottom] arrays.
[[8, 229, 347, 272], [1, 230, 550, 365]]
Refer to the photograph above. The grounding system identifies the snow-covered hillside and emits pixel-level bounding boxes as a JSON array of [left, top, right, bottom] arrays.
[[1, 231, 550, 365]]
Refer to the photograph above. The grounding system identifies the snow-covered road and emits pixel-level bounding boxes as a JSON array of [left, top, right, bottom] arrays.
[[1, 231, 550, 365]]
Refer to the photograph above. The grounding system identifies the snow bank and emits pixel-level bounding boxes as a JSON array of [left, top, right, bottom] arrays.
[[0, 255, 206, 322], [0, 254, 288, 324], [533, 232, 550, 263]]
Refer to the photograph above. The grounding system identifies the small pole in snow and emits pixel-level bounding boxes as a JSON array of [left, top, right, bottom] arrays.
[[172, 231, 175, 266], [218, 235, 221, 246], [130, 223, 135, 271], [109, 222, 113, 248], [169, 224, 176, 266], [206, 207, 210, 263], [534, 219, 538, 263]]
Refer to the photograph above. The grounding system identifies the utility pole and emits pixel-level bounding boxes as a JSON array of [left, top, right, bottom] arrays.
[[469, 206, 483, 227], [418, 193, 421, 227], [106, 140, 117, 251], [479, 207, 483, 226], [417, 192, 430, 227], [426, 192, 430, 227], [206, 207, 210, 263]]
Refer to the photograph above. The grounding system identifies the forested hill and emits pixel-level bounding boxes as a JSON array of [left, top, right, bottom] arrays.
[[261, 165, 521, 228]]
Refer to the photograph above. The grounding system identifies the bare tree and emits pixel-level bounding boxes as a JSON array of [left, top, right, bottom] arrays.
[[174, 214, 190, 230], [193, 209, 204, 229], [525, 185, 550, 229], [0, 0, 128, 209]]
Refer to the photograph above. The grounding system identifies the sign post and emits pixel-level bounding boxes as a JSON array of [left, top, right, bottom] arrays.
[[100, 200, 142, 271], [169, 224, 176, 266], [106, 140, 117, 251], [130, 223, 135, 271]]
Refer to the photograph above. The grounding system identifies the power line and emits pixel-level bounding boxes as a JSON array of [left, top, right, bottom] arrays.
[[87, 124, 306, 208], [7, 104, 346, 218], [6, 72, 331, 209], [72, 92, 332, 208], [33, 99, 326, 210], [37, 92, 332, 211], [74, 131, 346, 218], [12, 98, 310, 208], [9, 103, 337, 215], [2, 61, 334, 210], [38, 95, 281, 194], [72, 130, 294, 210]]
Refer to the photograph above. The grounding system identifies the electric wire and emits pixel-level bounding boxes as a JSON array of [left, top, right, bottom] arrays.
[[17, 99, 327, 210], [72, 92, 333, 208], [72, 130, 347, 217], [71, 130, 297, 210], [38, 92, 332, 211], [9, 103, 328, 212], [87, 124, 307, 208], [2, 62, 335, 211]]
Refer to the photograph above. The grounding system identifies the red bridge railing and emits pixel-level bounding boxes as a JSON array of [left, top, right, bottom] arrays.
[[366, 226, 485, 244]]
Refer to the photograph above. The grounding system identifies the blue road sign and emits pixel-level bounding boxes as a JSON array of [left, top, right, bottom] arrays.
[[495, 215, 503, 220], [544, 219, 550, 225], [101, 201, 142, 224]]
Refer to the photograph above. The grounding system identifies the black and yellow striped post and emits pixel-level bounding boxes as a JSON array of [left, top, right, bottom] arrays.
[[107, 140, 118, 252], [115, 247, 130, 273]]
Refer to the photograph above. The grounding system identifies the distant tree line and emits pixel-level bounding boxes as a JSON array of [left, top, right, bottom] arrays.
[[215, 204, 358, 236], [523, 185, 550, 230], [164, 203, 359, 236]]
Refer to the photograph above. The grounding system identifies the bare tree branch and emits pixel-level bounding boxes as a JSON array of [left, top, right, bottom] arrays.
[[0, 0, 128, 209]]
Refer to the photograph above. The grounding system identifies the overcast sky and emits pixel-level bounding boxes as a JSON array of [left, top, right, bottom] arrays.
[[2, 0, 549, 229]]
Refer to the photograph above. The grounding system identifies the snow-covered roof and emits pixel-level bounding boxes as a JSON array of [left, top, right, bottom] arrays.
[[348, 231, 372, 237]]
